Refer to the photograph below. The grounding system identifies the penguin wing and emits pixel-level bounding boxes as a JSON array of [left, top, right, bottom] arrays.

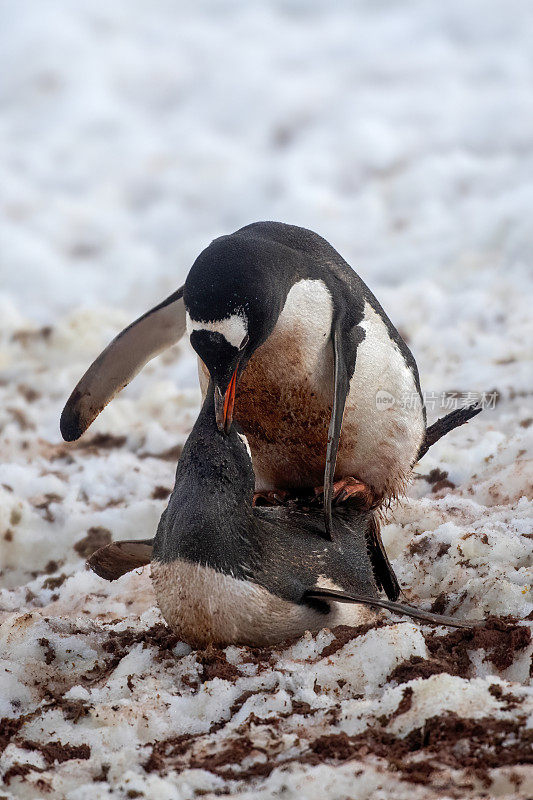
[[417, 402, 482, 460], [304, 587, 482, 629], [60, 288, 185, 441], [323, 321, 365, 539], [87, 539, 153, 581], [366, 516, 400, 601]]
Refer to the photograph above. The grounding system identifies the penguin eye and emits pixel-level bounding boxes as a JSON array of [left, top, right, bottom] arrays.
[[239, 334, 249, 351]]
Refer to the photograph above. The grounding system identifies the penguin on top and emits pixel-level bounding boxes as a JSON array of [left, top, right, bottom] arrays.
[[88, 384, 478, 648], [61, 222, 481, 600]]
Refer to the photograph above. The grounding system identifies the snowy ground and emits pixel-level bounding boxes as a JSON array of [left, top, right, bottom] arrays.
[[1, 1, 532, 798]]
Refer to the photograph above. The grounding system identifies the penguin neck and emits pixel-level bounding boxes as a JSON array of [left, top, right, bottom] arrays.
[[166, 385, 256, 550]]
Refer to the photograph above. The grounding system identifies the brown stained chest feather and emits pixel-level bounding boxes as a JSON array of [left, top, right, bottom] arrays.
[[234, 329, 345, 489]]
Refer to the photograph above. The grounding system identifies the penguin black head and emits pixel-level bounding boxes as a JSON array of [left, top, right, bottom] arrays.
[[184, 230, 294, 433], [188, 328, 248, 434], [175, 379, 256, 508]]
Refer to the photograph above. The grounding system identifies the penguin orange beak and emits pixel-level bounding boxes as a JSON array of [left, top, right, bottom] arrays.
[[214, 367, 238, 433]]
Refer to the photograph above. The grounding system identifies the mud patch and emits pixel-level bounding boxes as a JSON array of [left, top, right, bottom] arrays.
[[389, 617, 531, 683], [196, 647, 242, 683]]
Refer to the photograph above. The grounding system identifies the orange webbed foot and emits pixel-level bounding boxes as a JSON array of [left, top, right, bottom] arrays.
[[315, 477, 380, 511]]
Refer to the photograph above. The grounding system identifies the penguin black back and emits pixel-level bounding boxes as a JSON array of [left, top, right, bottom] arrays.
[[152, 383, 374, 587], [147, 386, 479, 647], [150, 383, 383, 645]]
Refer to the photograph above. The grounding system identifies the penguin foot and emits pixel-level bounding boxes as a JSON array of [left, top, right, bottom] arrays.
[[254, 480, 380, 511], [253, 489, 291, 507], [316, 477, 379, 510]]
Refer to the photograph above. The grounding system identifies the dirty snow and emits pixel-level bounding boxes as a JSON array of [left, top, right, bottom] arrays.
[[1, 1, 532, 798]]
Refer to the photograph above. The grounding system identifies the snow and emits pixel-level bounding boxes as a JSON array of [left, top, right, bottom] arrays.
[[1, 0, 532, 797]]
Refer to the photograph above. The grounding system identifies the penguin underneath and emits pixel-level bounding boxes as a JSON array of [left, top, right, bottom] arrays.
[[88, 386, 479, 648], [61, 221, 481, 550]]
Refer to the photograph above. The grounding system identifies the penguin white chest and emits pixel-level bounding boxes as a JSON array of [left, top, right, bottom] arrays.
[[151, 559, 338, 647], [340, 301, 425, 496], [267, 279, 334, 377]]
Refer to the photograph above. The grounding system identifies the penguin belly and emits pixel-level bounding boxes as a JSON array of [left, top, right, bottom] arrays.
[[337, 301, 426, 500], [151, 559, 338, 647], [198, 279, 425, 502]]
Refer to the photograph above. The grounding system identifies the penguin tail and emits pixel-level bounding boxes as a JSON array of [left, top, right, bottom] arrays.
[[87, 539, 153, 581], [304, 587, 482, 629], [417, 402, 482, 461]]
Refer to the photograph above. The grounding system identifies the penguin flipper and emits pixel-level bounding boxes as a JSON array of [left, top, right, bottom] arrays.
[[366, 516, 400, 601], [304, 587, 482, 629], [323, 323, 365, 539], [86, 539, 153, 581], [417, 402, 482, 460], [60, 287, 185, 441]]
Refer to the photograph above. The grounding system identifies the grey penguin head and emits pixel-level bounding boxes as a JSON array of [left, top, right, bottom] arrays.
[[152, 380, 256, 567]]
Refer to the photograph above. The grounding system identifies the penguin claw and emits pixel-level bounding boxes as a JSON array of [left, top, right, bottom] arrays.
[[336, 489, 348, 504], [316, 477, 379, 511], [253, 490, 290, 507], [253, 480, 379, 511]]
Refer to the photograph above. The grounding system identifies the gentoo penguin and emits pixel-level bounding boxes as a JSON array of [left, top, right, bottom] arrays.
[[61, 222, 480, 542], [87, 386, 479, 648]]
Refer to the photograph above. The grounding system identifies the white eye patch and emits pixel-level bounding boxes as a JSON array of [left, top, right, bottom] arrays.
[[186, 311, 248, 349]]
